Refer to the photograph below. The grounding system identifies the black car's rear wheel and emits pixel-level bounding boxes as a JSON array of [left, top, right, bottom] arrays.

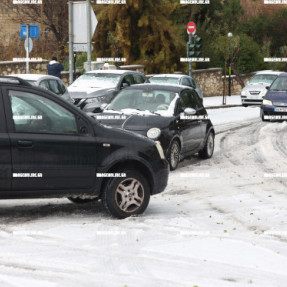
[[199, 132, 214, 159], [167, 140, 180, 171], [101, 170, 150, 219]]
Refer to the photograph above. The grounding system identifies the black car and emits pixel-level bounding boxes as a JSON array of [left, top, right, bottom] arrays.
[[261, 73, 287, 121], [67, 70, 147, 111], [94, 84, 215, 170], [0, 77, 169, 219]]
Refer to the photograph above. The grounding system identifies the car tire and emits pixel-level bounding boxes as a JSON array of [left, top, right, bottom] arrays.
[[68, 197, 98, 204], [242, 104, 248, 107], [199, 132, 214, 159], [101, 170, 150, 219], [167, 140, 181, 171]]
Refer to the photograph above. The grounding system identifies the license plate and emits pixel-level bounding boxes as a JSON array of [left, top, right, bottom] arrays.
[[275, 107, 287, 112]]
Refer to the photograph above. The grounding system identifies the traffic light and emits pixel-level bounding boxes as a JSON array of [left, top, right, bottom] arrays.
[[187, 35, 202, 57], [194, 35, 202, 56]]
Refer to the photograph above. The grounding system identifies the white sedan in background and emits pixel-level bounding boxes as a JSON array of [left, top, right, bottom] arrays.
[[241, 70, 283, 106], [9, 74, 74, 103]]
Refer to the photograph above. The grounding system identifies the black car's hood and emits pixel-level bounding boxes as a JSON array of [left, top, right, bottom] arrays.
[[265, 91, 287, 102], [93, 111, 173, 131]]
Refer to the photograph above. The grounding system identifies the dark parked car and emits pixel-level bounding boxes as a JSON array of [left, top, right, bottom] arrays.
[[261, 73, 287, 121], [0, 76, 168, 219], [94, 84, 215, 170], [68, 70, 147, 111]]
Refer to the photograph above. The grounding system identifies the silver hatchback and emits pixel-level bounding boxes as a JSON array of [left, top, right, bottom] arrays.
[[9, 74, 74, 104]]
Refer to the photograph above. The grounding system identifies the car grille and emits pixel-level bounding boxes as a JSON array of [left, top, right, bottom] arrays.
[[249, 91, 260, 95], [273, 102, 287, 107]]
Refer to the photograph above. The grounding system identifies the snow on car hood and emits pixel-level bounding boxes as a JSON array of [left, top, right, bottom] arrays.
[[244, 83, 270, 91], [93, 111, 174, 131]]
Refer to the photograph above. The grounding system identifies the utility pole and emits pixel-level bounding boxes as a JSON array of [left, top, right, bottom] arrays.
[[26, 24, 30, 73], [68, 1, 73, 85], [86, 0, 92, 72]]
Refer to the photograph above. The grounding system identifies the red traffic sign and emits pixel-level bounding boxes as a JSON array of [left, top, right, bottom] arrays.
[[187, 22, 196, 34]]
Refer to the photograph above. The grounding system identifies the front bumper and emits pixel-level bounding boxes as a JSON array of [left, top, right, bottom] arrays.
[[241, 96, 263, 105], [151, 158, 169, 195], [261, 105, 287, 120]]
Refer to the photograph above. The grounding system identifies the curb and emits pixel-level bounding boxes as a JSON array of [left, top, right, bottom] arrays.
[[205, 104, 242, 109]]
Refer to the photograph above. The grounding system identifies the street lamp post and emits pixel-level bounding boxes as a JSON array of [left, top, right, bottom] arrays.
[[228, 32, 233, 97]]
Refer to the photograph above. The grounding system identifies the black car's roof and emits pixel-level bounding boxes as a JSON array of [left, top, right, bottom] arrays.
[[124, 83, 193, 92]]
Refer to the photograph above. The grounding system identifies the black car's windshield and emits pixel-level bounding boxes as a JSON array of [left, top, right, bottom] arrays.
[[249, 74, 278, 84], [270, 77, 287, 91], [73, 73, 121, 86], [149, 77, 179, 85], [107, 88, 179, 116]]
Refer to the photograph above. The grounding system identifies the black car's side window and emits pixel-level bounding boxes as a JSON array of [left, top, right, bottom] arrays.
[[191, 90, 203, 110], [9, 90, 78, 134], [179, 91, 193, 109], [133, 74, 145, 84]]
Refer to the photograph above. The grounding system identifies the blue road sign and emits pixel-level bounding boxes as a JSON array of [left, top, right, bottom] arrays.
[[20, 25, 39, 39]]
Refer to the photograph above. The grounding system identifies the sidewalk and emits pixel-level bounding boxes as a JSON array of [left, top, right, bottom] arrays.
[[203, 95, 242, 109]]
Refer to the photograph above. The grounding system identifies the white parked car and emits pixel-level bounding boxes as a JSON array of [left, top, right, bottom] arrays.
[[9, 74, 74, 104], [241, 70, 283, 106]]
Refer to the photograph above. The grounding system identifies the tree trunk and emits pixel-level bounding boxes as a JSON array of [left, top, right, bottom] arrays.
[[231, 62, 245, 88]]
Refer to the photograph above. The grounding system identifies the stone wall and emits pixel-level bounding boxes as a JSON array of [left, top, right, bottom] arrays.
[[0, 60, 48, 76], [192, 68, 255, 97], [192, 68, 223, 97]]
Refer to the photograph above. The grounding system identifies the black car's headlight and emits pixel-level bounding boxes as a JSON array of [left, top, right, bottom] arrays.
[[147, 128, 161, 140]]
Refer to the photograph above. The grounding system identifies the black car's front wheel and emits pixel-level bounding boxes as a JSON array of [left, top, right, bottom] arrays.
[[167, 140, 181, 171], [101, 170, 150, 219], [199, 132, 214, 159]]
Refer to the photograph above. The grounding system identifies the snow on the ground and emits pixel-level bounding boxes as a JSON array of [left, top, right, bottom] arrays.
[[0, 110, 287, 287], [208, 106, 260, 133], [204, 95, 242, 107]]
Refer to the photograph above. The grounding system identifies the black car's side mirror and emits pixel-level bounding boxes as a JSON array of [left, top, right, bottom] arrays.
[[266, 86, 270, 90]]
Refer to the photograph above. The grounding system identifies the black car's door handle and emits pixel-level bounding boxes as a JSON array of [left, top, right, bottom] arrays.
[[17, 140, 33, 147]]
